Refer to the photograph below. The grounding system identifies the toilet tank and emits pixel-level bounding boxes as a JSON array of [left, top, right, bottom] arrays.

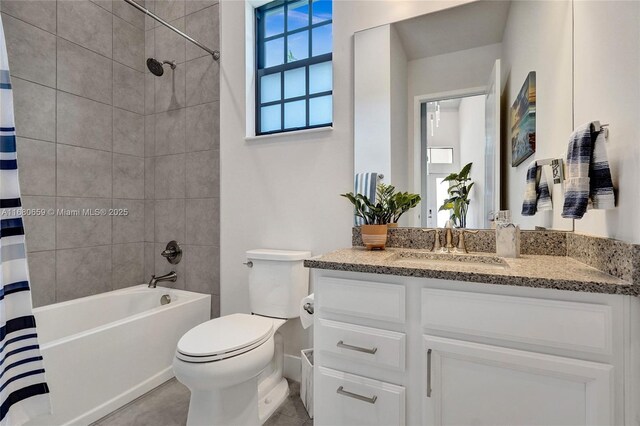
[[246, 249, 311, 319]]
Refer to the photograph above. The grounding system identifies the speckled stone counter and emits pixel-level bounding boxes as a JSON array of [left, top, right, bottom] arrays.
[[304, 247, 640, 296]]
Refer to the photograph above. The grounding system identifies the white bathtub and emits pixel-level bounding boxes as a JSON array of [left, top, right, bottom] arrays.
[[26, 285, 210, 426]]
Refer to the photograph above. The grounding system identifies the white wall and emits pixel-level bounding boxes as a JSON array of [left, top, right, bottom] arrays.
[[459, 95, 486, 229], [354, 25, 391, 178], [220, 0, 476, 357], [500, 0, 573, 231], [573, 1, 640, 243]]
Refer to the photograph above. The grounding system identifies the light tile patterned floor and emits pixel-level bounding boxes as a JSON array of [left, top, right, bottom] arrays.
[[93, 379, 312, 426]]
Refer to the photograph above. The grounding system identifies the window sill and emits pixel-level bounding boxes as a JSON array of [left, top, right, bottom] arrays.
[[245, 126, 334, 141]]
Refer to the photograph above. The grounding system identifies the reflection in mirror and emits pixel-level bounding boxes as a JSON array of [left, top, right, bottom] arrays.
[[353, 0, 573, 231]]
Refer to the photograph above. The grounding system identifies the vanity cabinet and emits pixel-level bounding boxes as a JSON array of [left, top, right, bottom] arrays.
[[312, 269, 634, 426]]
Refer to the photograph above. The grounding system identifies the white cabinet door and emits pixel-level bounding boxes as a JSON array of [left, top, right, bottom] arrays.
[[423, 336, 613, 426]]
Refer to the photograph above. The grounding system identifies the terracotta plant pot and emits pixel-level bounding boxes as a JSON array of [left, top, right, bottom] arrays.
[[361, 224, 388, 250], [387, 223, 398, 229]]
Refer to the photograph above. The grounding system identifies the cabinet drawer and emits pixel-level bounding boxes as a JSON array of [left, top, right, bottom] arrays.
[[318, 277, 405, 323], [422, 289, 613, 355], [316, 367, 405, 426], [317, 319, 406, 370]]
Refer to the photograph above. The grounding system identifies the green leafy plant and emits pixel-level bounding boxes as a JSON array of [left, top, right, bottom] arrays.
[[439, 162, 474, 228], [342, 184, 421, 225]]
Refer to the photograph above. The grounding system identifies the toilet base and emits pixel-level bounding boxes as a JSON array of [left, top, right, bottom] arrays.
[[187, 376, 259, 426], [259, 377, 289, 424]]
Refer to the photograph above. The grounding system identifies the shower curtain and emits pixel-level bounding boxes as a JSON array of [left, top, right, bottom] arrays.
[[0, 15, 51, 426]]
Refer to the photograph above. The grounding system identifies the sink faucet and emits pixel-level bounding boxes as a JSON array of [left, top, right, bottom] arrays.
[[148, 271, 177, 288]]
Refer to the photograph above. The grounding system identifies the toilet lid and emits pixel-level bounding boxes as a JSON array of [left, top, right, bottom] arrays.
[[176, 313, 274, 362]]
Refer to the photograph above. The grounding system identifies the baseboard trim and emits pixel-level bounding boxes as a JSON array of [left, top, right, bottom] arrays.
[[283, 354, 301, 382]]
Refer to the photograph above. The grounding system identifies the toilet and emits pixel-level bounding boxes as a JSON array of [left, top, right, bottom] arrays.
[[172, 249, 311, 426]]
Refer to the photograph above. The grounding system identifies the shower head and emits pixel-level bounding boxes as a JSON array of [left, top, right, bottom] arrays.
[[146, 58, 176, 77]]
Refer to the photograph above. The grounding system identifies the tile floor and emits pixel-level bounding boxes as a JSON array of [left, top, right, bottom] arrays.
[[92, 378, 312, 426]]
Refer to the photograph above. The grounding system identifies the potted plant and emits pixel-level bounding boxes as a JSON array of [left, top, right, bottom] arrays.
[[342, 184, 421, 249], [439, 162, 474, 228]]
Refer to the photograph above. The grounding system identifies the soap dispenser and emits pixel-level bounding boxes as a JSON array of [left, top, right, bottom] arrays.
[[495, 210, 520, 258]]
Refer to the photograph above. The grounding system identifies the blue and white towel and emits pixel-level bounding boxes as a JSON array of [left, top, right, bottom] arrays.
[[353, 173, 378, 225], [0, 15, 51, 426], [521, 161, 552, 216], [562, 123, 616, 219]]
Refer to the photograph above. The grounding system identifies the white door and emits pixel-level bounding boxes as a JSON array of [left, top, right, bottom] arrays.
[[484, 59, 500, 228], [423, 336, 613, 426]]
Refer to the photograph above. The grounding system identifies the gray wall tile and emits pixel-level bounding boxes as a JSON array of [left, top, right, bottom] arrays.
[[185, 198, 218, 246], [113, 108, 145, 157], [113, 62, 145, 114], [185, 5, 218, 61], [155, 0, 185, 23], [155, 18, 185, 64], [186, 150, 218, 198], [145, 70, 155, 115], [145, 28, 155, 60], [185, 0, 217, 16], [185, 54, 219, 106], [58, 38, 113, 104], [0, 0, 56, 33], [91, 0, 113, 12], [145, 115, 155, 157], [185, 244, 219, 294], [28, 250, 56, 308], [16, 138, 55, 196], [57, 145, 113, 197], [155, 154, 185, 199], [57, 92, 113, 151], [113, 154, 145, 199], [154, 65, 185, 112], [56, 197, 112, 249], [113, 242, 145, 288], [11, 77, 55, 142], [154, 199, 185, 242], [144, 200, 155, 241], [113, 0, 145, 29], [114, 16, 145, 71], [145, 157, 155, 199], [113, 199, 145, 243], [155, 108, 185, 155], [58, 0, 113, 58], [2, 13, 56, 88], [22, 196, 56, 252], [144, 242, 155, 278], [56, 245, 112, 301], [185, 101, 218, 152]]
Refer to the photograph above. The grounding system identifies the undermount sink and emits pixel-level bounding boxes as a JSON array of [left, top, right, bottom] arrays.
[[390, 251, 509, 270]]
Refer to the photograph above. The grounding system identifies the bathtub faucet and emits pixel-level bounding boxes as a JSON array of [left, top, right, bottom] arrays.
[[148, 271, 177, 288]]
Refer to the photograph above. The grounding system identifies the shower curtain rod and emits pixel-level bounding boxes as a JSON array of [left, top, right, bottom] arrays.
[[123, 0, 220, 60]]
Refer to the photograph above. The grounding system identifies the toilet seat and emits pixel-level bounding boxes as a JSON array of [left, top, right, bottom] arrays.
[[176, 313, 274, 363]]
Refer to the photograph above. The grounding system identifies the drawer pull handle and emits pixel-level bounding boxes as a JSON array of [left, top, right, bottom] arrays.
[[336, 340, 378, 354], [426, 348, 432, 398], [336, 386, 378, 404]]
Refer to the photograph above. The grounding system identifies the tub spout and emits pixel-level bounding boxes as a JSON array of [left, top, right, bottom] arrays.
[[148, 271, 177, 288]]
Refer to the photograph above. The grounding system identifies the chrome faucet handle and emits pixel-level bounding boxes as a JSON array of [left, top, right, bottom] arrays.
[[456, 229, 479, 253]]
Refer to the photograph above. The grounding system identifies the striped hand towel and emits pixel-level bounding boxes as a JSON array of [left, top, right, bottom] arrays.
[[562, 123, 615, 219], [353, 173, 378, 225], [521, 161, 552, 216], [0, 15, 51, 426]]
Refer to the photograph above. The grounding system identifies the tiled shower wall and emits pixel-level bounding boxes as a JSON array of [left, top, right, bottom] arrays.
[[1, 0, 220, 315], [143, 0, 220, 316]]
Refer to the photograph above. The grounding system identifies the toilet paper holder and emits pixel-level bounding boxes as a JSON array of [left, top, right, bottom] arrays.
[[303, 302, 314, 315]]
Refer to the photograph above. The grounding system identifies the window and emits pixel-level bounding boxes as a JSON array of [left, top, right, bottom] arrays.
[[255, 0, 333, 135], [427, 147, 454, 164]]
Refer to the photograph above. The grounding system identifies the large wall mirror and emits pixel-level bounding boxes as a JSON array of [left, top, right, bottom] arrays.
[[354, 0, 574, 231]]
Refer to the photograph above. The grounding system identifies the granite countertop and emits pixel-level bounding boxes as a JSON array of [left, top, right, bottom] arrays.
[[304, 247, 640, 296]]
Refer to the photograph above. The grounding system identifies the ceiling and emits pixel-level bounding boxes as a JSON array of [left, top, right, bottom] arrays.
[[393, 0, 512, 61]]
